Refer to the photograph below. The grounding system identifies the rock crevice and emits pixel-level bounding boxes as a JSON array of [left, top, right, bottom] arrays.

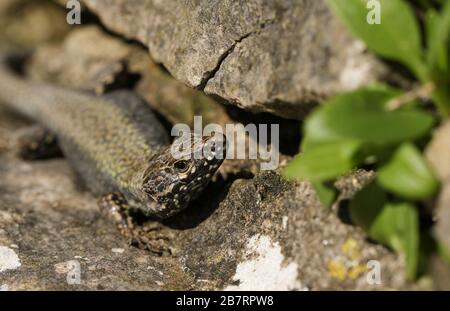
[[199, 19, 275, 91]]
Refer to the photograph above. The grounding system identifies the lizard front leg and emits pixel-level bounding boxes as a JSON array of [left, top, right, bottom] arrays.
[[98, 193, 174, 256]]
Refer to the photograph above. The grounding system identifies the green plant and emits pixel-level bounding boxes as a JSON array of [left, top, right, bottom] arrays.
[[283, 0, 450, 279]]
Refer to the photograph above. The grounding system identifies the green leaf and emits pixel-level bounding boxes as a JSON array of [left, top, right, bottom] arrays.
[[349, 181, 386, 232], [304, 88, 435, 148], [326, 0, 427, 79], [369, 202, 420, 279], [312, 181, 337, 208], [350, 184, 419, 279], [426, 3, 450, 75], [426, 3, 450, 116], [282, 140, 362, 181], [378, 143, 439, 200]]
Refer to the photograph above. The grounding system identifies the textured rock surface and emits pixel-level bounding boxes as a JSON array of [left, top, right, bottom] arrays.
[[426, 121, 450, 252], [0, 0, 69, 49], [80, 0, 390, 119]]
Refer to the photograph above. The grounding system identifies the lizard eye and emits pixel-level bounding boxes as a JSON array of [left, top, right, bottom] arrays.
[[174, 160, 189, 173]]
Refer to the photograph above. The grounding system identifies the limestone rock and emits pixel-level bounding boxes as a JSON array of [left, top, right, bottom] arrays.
[[426, 121, 450, 251], [0, 0, 69, 49], [80, 0, 390, 119]]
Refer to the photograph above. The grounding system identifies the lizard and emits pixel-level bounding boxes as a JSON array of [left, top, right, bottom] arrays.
[[0, 52, 226, 252]]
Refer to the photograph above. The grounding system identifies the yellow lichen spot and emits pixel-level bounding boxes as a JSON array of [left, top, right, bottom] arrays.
[[327, 259, 347, 281], [328, 239, 367, 281], [214, 255, 223, 264], [341, 238, 361, 261], [347, 263, 367, 279]]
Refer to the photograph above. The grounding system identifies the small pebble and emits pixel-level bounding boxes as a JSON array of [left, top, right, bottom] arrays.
[[0, 246, 21, 273]]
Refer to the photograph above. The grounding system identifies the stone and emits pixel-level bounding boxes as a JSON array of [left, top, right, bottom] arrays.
[[426, 121, 450, 251], [0, 0, 69, 49], [80, 0, 392, 119]]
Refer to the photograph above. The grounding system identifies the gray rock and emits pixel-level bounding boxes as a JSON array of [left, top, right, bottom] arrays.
[[435, 185, 450, 250], [429, 256, 450, 290], [426, 121, 450, 252], [81, 0, 389, 119], [0, 0, 69, 49], [171, 171, 416, 290]]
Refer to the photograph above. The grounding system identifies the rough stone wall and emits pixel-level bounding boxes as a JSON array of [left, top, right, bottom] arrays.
[[81, 0, 391, 119]]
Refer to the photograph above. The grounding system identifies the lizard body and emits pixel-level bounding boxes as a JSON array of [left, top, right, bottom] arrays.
[[0, 53, 225, 219]]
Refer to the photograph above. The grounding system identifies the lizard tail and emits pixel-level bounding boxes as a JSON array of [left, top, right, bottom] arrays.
[[0, 51, 64, 124]]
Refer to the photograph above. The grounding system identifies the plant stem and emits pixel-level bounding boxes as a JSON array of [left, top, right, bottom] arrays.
[[387, 82, 435, 110]]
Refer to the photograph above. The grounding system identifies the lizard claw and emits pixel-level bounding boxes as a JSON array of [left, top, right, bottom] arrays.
[[98, 193, 174, 256]]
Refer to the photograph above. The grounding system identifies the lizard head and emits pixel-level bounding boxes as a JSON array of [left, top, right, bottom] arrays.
[[137, 133, 226, 218]]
